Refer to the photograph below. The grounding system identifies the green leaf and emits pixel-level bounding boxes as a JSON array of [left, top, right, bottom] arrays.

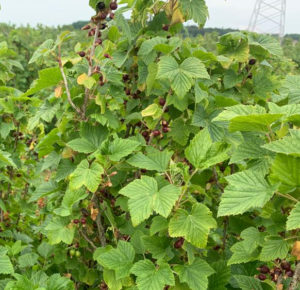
[[169, 204, 216, 248], [179, 0, 208, 26], [150, 216, 169, 236], [228, 242, 260, 265], [218, 169, 278, 217], [96, 241, 135, 280], [259, 237, 289, 261], [287, 202, 300, 231], [233, 275, 263, 290], [127, 147, 173, 172], [217, 32, 249, 62], [22, 67, 63, 97], [18, 253, 39, 268], [45, 217, 75, 245], [119, 176, 181, 226], [229, 114, 282, 132], [284, 75, 300, 104], [143, 236, 172, 260], [249, 34, 283, 57], [131, 260, 175, 290], [208, 261, 231, 290], [0, 150, 16, 168], [67, 138, 97, 153], [29, 39, 55, 64], [0, 248, 14, 274], [157, 56, 209, 98], [69, 160, 103, 192], [104, 138, 140, 162], [270, 154, 300, 193], [174, 258, 215, 290], [262, 133, 300, 156], [185, 129, 229, 169]]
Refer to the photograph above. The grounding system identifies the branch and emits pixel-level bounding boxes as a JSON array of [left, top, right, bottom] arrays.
[[58, 46, 82, 116], [82, 22, 101, 118], [79, 229, 97, 250], [92, 195, 106, 247], [289, 262, 300, 290], [276, 192, 299, 203]]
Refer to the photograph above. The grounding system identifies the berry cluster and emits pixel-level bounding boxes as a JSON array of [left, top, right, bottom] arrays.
[[257, 259, 294, 282], [73, 217, 87, 225]]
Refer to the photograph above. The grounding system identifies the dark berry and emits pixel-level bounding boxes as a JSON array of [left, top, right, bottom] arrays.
[[100, 12, 107, 20], [123, 74, 129, 82], [81, 24, 91, 30], [80, 218, 86, 224], [110, 2, 118, 10], [104, 53, 110, 58], [247, 73, 253, 79], [125, 88, 131, 95], [73, 219, 80, 224], [274, 267, 282, 275], [281, 261, 291, 271], [16, 173, 22, 177], [159, 98, 166, 106], [259, 265, 270, 274], [258, 226, 266, 232], [141, 169, 147, 173], [97, 2, 106, 10], [162, 120, 168, 127], [88, 28, 96, 37], [78, 51, 86, 57], [162, 24, 169, 31], [275, 258, 282, 264], [101, 23, 107, 30], [174, 237, 184, 249], [286, 270, 294, 277], [95, 39, 102, 46], [153, 130, 160, 137], [162, 127, 169, 133], [258, 274, 266, 281], [132, 93, 139, 99], [109, 12, 115, 19], [142, 131, 149, 137], [249, 58, 256, 65], [213, 245, 221, 251]]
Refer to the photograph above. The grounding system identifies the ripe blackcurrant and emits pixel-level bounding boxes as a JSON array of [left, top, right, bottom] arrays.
[[73, 219, 79, 224], [100, 12, 107, 20], [174, 237, 184, 249], [81, 24, 91, 30], [286, 270, 294, 277], [80, 218, 86, 224], [259, 265, 270, 274], [281, 261, 291, 271], [110, 2, 118, 10], [162, 127, 169, 133], [97, 2, 106, 10], [162, 24, 169, 31], [249, 58, 256, 65], [159, 98, 166, 106], [78, 51, 86, 57], [153, 130, 160, 137], [258, 274, 266, 281]]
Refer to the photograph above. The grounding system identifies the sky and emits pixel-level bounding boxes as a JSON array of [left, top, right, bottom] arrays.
[[0, 0, 299, 34]]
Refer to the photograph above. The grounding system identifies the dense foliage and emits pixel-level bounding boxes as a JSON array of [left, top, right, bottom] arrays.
[[1, 0, 300, 289]]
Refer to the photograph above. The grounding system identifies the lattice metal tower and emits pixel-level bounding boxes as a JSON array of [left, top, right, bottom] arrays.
[[248, 0, 286, 39]]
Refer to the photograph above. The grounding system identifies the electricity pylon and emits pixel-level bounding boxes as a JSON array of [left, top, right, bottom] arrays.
[[248, 0, 286, 40]]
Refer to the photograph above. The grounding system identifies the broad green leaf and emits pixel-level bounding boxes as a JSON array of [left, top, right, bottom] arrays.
[[287, 202, 300, 231], [230, 134, 270, 164], [138, 37, 167, 56], [217, 32, 249, 62], [29, 39, 55, 64], [233, 275, 263, 290], [249, 34, 283, 57], [229, 114, 282, 132], [104, 138, 140, 162], [46, 274, 74, 290], [22, 67, 63, 97], [37, 242, 54, 259], [96, 241, 135, 280], [0, 150, 16, 168], [218, 169, 278, 217], [262, 133, 300, 156], [169, 204, 216, 248], [150, 216, 169, 236], [18, 253, 39, 268], [127, 147, 173, 172], [283, 75, 300, 104], [185, 129, 229, 169], [45, 217, 75, 245], [174, 258, 214, 290], [67, 138, 97, 153], [157, 56, 209, 98], [143, 236, 172, 260], [228, 242, 260, 265], [208, 261, 231, 290], [131, 260, 175, 290], [0, 248, 14, 274], [119, 176, 180, 226], [69, 160, 103, 192], [29, 181, 59, 202], [141, 104, 162, 119], [259, 237, 289, 261], [179, 0, 208, 26], [270, 154, 300, 193]]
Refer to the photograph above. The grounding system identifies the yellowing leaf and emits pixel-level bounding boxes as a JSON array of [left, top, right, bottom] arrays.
[[171, 7, 185, 25], [62, 147, 75, 159], [292, 241, 300, 260], [55, 86, 63, 98], [141, 104, 162, 119], [77, 73, 96, 89]]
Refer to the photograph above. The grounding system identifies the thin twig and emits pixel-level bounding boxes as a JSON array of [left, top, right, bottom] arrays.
[[92, 195, 106, 247], [289, 262, 300, 290], [276, 192, 299, 203], [82, 22, 101, 118], [58, 45, 82, 115], [79, 229, 97, 249]]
